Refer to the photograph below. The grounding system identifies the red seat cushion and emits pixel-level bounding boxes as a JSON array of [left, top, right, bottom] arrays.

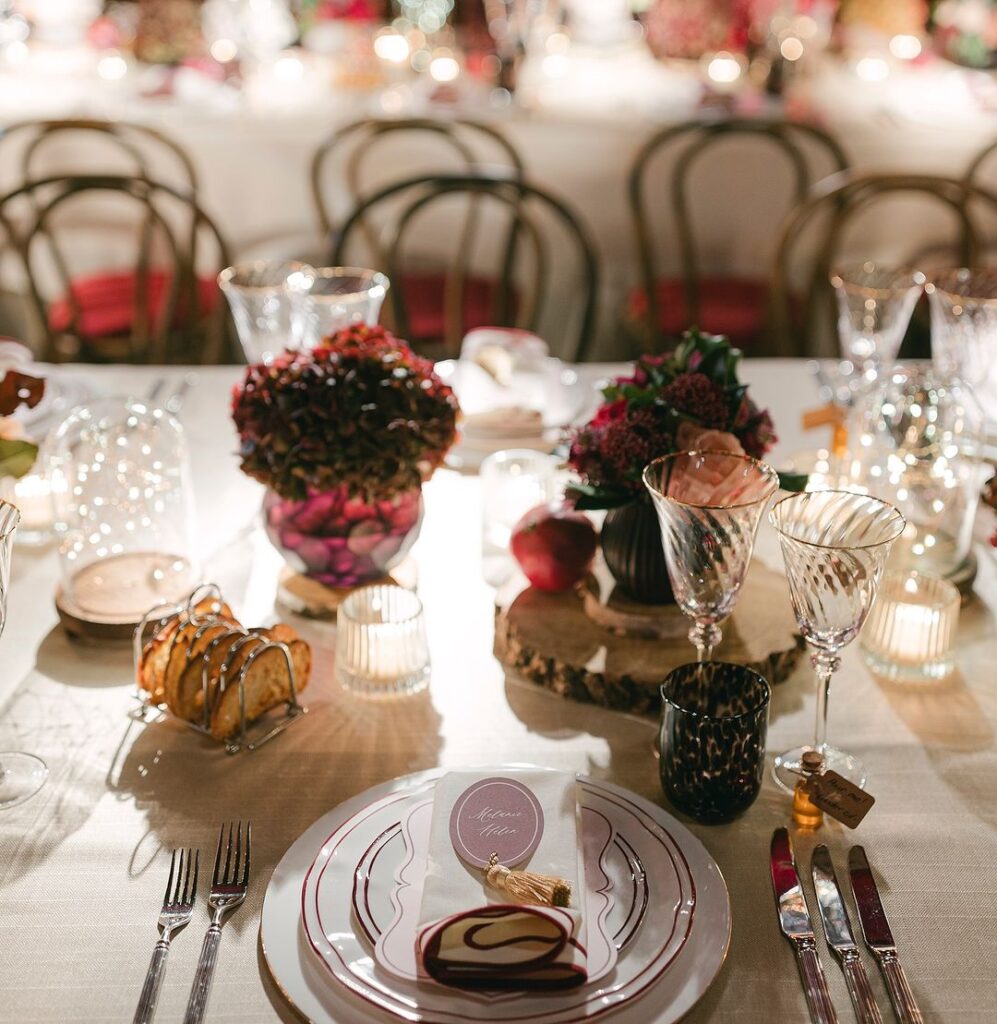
[[628, 277, 769, 349], [401, 272, 512, 348], [48, 269, 219, 339]]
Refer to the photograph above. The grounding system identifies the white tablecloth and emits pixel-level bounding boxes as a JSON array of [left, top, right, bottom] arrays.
[[0, 359, 995, 1022]]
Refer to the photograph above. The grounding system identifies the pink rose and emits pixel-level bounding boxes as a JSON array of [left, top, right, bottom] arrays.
[[675, 421, 745, 455]]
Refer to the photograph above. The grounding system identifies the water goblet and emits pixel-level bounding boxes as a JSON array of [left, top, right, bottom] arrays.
[[830, 262, 925, 380], [286, 266, 389, 348], [0, 500, 48, 809], [770, 489, 905, 790], [643, 450, 780, 661]]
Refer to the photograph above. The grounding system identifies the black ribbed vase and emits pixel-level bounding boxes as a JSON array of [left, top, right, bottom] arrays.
[[600, 495, 675, 604]]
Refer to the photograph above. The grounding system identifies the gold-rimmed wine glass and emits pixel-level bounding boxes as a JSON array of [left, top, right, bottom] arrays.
[[770, 488, 905, 790], [0, 500, 48, 809], [643, 450, 780, 662]]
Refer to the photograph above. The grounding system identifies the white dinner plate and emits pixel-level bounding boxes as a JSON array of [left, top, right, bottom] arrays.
[[261, 768, 730, 1024]]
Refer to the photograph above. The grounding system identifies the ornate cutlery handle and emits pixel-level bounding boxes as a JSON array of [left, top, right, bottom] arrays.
[[183, 922, 223, 1024], [879, 951, 924, 1024], [133, 938, 171, 1024], [841, 951, 883, 1024], [794, 938, 839, 1024]]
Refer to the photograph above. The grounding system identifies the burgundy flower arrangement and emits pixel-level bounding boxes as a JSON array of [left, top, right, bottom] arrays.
[[232, 325, 459, 588], [568, 329, 777, 510]]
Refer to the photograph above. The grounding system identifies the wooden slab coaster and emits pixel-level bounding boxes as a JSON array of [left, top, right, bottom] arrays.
[[495, 560, 804, 717], [276, 557, 419, 620], [55, 585, 142, 642]]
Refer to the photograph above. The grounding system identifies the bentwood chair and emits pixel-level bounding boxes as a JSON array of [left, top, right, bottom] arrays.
[[330, 173, 599, 361], [769, 172, 997, 357], [0, 175, 232, 364], [966, 137, 997, 187], [627, 118, 849, 353]]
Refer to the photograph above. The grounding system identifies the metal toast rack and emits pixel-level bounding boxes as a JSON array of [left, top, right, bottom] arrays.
[[131, 583, 307, 754]]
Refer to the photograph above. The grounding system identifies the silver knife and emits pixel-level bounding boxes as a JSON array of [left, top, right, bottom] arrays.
[[812, 845, 883, 1024], [770, 828, 839, 1024], [848, 846, 924, 1024]]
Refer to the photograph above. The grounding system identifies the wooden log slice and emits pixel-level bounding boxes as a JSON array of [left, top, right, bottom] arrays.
[[494, 561, 804, 717]]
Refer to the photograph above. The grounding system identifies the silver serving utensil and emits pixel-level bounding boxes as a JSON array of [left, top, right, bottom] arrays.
[[770, 828, 839, 1024], [812, 845, 883, 1024], [133, 847, 198, 1024], [848, 846, 925, 1024], [183, 822, 251, 1024]]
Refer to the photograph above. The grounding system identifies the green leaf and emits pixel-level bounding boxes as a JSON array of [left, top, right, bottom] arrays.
[[0, 439, 38, 480], [566, 482, 635, 511], [777, 471, 809, 493]]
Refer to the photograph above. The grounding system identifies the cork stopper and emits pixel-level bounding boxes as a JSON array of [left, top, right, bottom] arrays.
[[801, 750, 824, 775]]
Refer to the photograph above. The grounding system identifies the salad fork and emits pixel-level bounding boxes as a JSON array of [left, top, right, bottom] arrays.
[[183, 822, 251, 1024], [133, 847, 199, 1024]]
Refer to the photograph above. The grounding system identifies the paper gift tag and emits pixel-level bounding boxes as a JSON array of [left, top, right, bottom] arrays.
[[449, 776, 545, 869], [808, 771, 875, 829]]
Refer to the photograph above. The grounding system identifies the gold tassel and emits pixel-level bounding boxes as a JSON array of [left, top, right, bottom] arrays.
[[485, 853, 572, 908]]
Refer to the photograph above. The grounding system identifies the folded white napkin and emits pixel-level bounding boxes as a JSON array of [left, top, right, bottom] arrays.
[[417, 769, 587, 990]]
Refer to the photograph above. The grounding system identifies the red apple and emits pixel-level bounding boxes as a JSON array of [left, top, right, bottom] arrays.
[[510, 503, 598, 592]]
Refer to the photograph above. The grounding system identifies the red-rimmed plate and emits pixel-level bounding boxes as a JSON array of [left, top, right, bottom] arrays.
[[261, 769, 730, 1024]]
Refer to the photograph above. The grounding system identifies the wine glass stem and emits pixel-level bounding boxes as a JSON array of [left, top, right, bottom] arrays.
[[690, 621, 722, 663], [812, 651, 841, 753]]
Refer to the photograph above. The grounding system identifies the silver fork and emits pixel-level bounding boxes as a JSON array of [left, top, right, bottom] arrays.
[[133, 848, 199, 1024], [183, 822, 251, 1024]]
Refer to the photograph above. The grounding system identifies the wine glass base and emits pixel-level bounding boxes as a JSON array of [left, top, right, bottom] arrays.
[[0, 752, 48, 809], [773, 745, 866, 793]]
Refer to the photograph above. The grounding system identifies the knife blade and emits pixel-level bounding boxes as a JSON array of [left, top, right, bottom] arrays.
[[812, 845, 883, 1024], [770, 828, 838, 1024], [848, 846, 924, 1024]]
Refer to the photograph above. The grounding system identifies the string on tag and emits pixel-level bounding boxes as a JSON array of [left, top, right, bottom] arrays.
[[485, 853, 572, 908]]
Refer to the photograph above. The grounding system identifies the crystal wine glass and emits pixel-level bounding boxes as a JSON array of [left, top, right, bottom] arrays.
[[643, 450, 780, 661], [830, 262, 925, 382], [0, 500, 48, 809], [770, 489, 905, 790]]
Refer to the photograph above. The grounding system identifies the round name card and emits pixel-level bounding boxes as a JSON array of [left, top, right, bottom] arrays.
[[449, 776, 545, 870]]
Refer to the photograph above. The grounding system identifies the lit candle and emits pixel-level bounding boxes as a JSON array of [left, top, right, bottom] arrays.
[[861, 571, 960, 683]]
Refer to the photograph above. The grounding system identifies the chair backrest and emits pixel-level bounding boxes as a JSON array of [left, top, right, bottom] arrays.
[[770, 171, 997, 356], [628, 117, 849, 343], [966, 137, 997, 187], [331, 173, 599, 360], [0, 174, 232, 364], [311, 118, 523, 241], [0, 119, 199, 195]]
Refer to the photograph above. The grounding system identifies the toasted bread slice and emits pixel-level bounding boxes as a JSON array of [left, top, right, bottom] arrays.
[[169, 623, 238, 722], [209, 625, 311, 741]]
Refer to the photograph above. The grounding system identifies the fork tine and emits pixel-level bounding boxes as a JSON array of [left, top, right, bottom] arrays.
[[180, 848, 193, 905], [172, 848, 186, 905], [243, 822, 251, 886], [222, 822, 234, 885], [232, 822, 242, 886], [163, 849, 177, 905], [188, 848, 200, 905], [212, 824, 224, 885]]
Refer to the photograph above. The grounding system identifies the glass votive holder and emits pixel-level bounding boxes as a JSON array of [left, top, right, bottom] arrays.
[[861, 571, 960, 684], [659, 661, 770, 824], [218, 260, 310, 364], [480, 449, 562, 586], [336, 584, 430, 698], [287, 266, 389, 348]]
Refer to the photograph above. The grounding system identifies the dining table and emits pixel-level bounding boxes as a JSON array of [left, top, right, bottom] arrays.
[[0, 357, 994, 1024]]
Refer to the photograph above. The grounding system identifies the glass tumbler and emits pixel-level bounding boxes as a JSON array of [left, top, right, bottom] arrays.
[[659, 661, 770, 824], [287, 266, 389, 347], [218, 260, 310, 364], [48, 397, 199, 624], [336, 584, 430, 698]]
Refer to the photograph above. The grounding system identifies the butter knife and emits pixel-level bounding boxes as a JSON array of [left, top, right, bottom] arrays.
[[848, 846, 924, 1024], [770, 828, 839, 1024], [812, 845, 883, 1024]]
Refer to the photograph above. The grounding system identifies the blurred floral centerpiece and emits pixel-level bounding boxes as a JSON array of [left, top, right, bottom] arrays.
[[567, 329, 776, 603], [0, 367, 44, 480], [232, 324, 459, 589]]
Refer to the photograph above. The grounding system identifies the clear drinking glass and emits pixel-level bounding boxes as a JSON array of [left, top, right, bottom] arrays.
[[643, 450, 779, 661], [286, 266, 389, 348], [830, 262, 926, 379], [928, 268, 997, 430], [770, 489, 905, 789], [218, 260, 310, 364], [0, 500, 48, 808], [336, 584, 430, 698], [48, 397, 199, 624], [480, 449, 561, 586], [847, 365, 985, 581]]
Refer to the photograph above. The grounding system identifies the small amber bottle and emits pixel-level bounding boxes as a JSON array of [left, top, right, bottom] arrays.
[[792, 750, 825, 830]]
